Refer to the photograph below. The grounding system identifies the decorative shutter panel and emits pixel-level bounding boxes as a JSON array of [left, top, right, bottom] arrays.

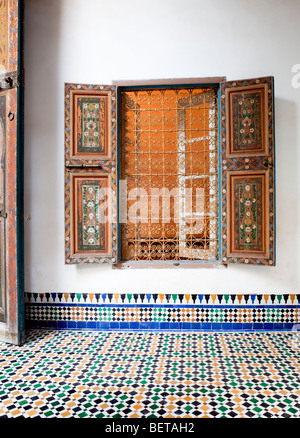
[[220, 76, 275, 266], [64, 83, 118, 264]]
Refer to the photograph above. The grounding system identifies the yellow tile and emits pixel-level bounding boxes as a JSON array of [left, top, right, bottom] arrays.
[[11, 409, 21, 416], [233, 397, 242, 403], [231, 389, 240, 395], [247, 389, 256, 395], [270, 407, 280, 413], [35, 401, 45, 407], [61, 411, 72, 418], [3, 400, 12, 406], [27, 410, 38, 417]]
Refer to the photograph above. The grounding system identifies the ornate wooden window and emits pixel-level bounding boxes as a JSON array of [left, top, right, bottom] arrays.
[[64, 76, 275, 267]]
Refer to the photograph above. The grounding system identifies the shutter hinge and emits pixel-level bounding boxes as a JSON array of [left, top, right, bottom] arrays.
[[65, 163, 104, 170], [0, 71, 21, 91], [0, 210, 7, 219], [261, 158, 273, 169]]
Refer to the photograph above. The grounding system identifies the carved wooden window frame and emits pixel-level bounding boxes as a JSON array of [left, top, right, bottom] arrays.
[[64, 76, 275, 268]]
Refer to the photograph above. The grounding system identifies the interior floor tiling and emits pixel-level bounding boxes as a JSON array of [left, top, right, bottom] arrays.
[[0, 330, 299, 418]]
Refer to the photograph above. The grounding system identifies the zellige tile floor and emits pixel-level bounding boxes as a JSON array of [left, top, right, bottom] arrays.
[[0, 330, 299, 418]]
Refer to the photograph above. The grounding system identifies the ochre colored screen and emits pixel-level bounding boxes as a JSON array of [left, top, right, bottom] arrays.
[[121, 87, 219, 261]]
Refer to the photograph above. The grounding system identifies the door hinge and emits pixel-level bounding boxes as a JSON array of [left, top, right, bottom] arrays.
[[0, 210, 7, 219]]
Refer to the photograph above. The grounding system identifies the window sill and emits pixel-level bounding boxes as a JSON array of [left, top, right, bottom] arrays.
[[112, 261, 227, 269]]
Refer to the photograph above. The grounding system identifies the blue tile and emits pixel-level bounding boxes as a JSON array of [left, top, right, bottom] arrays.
[[191, 323, 201, 330], [169, 323, 180, 330], [110, 322, 120, 329], [77, 321, 87, 329], [242, 323, 253, 330], [57, 321, 68, 329], [149, 322, 160, 330], [160, 323, 170, 330], [253, 323, 264, 329], [181, 323, 191, 330], [129, 322, 139, 330], [263, 323, 274, 330], [45, 320, 57, 329], [140, 322, 149, 330], [99, 322, 110, 330], [284, 323, 294, 330], [222, 323, 233, 330], [232, 323, 243, 330], [274, 323, 284, 330], [201, 323, 212, 330], [86, 321, 97, 329], [119, 322, 130, 329], [211, 323, 222, 330], [67, 321, 77, 329]]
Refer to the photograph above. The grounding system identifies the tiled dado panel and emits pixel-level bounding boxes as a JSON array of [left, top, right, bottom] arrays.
[[25, 293, 300, 331]]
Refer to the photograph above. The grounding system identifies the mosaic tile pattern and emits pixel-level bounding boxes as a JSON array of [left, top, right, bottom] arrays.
[[0, 330, 299, 418], [25, 293, 300, 305], [25, 293, 300, 331]]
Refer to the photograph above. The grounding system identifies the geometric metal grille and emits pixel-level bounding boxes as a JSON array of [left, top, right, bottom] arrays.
[[120, 87, 219, 261]]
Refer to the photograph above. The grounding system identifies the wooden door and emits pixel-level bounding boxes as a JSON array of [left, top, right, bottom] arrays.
[[0, 0, 24, 344]]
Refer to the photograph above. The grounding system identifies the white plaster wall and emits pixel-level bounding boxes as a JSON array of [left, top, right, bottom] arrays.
[[24, 0, 300, 294]]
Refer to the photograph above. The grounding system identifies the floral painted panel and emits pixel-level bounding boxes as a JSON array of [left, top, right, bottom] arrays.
[[226, 85, 268, 157], [73, 93, 108, 156], [76, 178, 108, 252], [230, 173, 265, 254], [73, 174, 110, 255]]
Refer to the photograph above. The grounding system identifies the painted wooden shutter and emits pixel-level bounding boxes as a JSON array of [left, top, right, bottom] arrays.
[[220, 76, 275, 266], [64, 83, 118, 264], [0, 0, 24, 344]]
